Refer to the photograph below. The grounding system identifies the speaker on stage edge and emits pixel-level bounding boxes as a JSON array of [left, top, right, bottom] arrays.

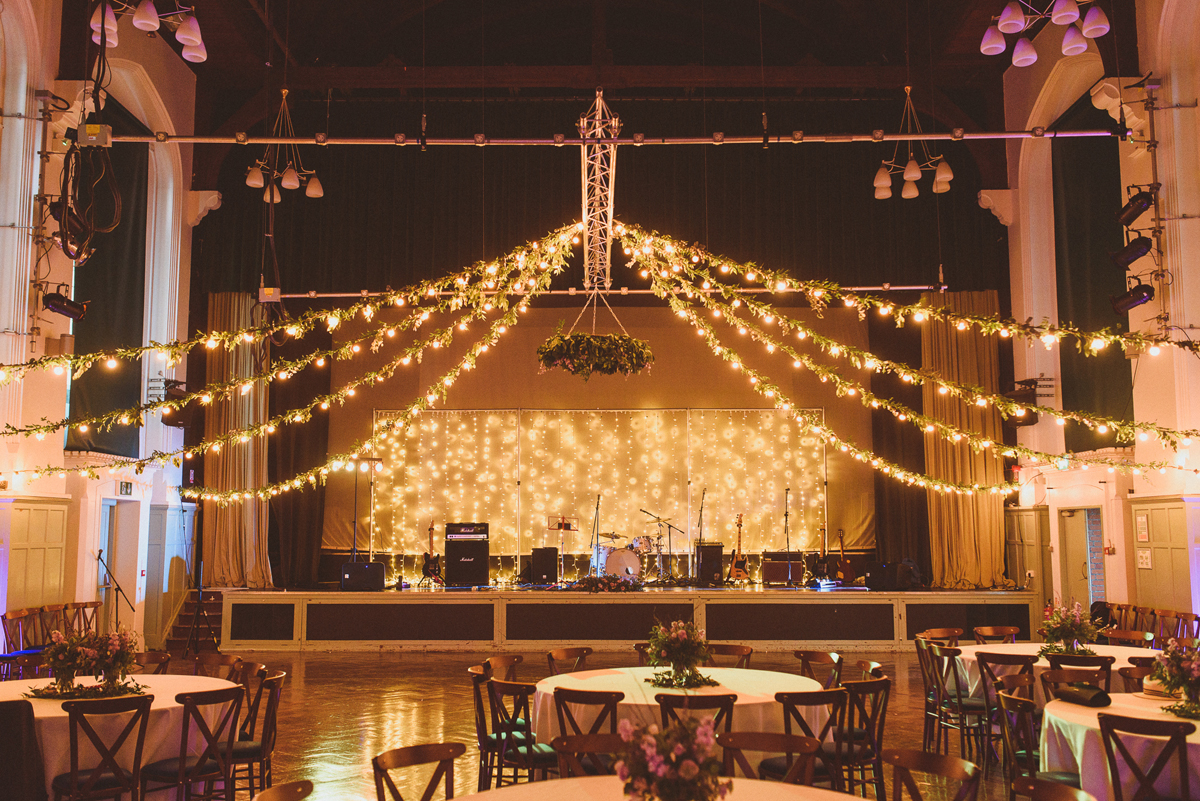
[[531, 547, 558, 584], [444, 539, 490, 587], [340, 561, 385, 591], [694, 543, 724, 587]]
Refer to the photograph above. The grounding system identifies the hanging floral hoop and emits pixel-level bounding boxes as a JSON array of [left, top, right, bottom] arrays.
[[537, 330, 653, 380]]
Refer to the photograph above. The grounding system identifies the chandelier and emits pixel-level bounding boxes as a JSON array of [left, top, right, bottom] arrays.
[[244, 90, 324, 203], [872, 87, 953, 200], [90, 1, 207, 63], [980, 0, 1110, 67]]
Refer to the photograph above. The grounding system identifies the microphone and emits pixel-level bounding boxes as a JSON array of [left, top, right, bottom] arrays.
[[97, 548, 103, 561]]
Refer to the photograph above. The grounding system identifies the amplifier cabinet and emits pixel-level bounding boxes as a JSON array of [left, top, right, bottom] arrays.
[[340, 561, 385, 591], [762, 561, 806, 585], [445, 539, 490, 587], [531, 547, 558, 584], [446, 522, 489, 540], [694, 543, 725, 587]]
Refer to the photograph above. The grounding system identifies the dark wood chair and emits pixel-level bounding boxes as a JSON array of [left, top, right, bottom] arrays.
[[1117, 666, 1153, 693], [483, 654, 522, 682], [553, 688, 624, 736], [238, 666, 271, 741], [1039, 669, 1106, 702], [762, 688, 848, 790], [927, 643, 987, 760], [131, 651, 171, 675], [655, 693, 736, 733], [996, 692, 1081, 801], [881, 748, 981, 801], [1047, 654, 1116, 693], [917, 628, 962, 647], [1102, 629, 1155, 648], [974, 626, 1020, 645], [1176, 612, 1199, 641], [1013, 777, 1097, 801], [703, 643, 752, 668], [38, 604, 69, 646], [549, 733, 625, 778], [841, 675, 890, 798], [53, 695, 153, 801], [488, 679, 557, 784], [857, 660, 885, 679], [913, 637, 942, 751], [2, 608, 43, 664], [0, 699, 47, 801], [232, 670, 286, 798], [372, 742, 465, 801], [996, 673, 1038, 701], [1127, 654, 1158, 669], [64, 601, 103, 637], [975, 651, 1039, 769], [718, 731, 819, 784], [192, 652, 243, 681], [546, 647, 592, 675], [251, 779, 312, 801], [141, 686, 243, 801], [15, 652, 50, 680], [1152, 609, 1180, 648], [467, 667, 503, 791], [633, 643, 650, 666], [1133, 607, 1156, 633], [794, 650, 844, 689], [1110, 604, 1134, 630], [1098, 713, 1195, 801]]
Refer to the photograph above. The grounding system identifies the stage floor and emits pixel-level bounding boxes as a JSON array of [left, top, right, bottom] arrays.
[[220, 585, 1038, 653]]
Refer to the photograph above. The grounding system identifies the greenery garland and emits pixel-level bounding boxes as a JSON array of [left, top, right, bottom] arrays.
[[537, 327, 654, 380]]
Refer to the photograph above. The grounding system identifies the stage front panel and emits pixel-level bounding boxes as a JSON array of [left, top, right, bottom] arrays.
[[905, 603, 1033, 640], [306, 602, 494, 641], [229, 603, 296, 641], [505, 602, 694, 640], [705, 602, 895, 641]]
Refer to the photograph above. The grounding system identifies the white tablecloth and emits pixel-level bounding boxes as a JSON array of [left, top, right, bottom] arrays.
[[0, 674, 239, 800], [533, 666, 824, 744], [1041, 693, 1200, 801], [473, 774, 849, 800], [955, 643, 1158, 706]]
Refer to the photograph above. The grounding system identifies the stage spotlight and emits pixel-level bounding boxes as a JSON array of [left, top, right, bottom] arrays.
[[1116, 191, 1155, 227], [1110, 236, 1153, 270], [1002, 379, 1041, 428], [1111, 282, 1155, 315], [42, 290, 88, 321]]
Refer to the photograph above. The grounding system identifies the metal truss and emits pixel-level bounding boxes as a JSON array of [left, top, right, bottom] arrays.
[[578, 90, 621, 291]]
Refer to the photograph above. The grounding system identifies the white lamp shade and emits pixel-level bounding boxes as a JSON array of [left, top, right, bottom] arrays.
[[874, 186, 892, 200], [980, 25, 1007, 56], [932, 180, 950, 194], [181, 41, 207, 63], [873, 164, 893, 188], [1082, 6, 1110, 38], [1051, 0, 1080, 25], [997, 1, 1026, 34], [264, 184, 282, 204], [901, 180, 919, 199], [91, 4, 118, 34], [132, 0, 160, 31], [245, 166, 265, 188], [175, 14, 202, 46], [280, 167, 301, 190], [305, 174, 324, 198], [934, 159, 954, 182], [1012, 37, 1038, 67], [91, 28, 119, 48], [1061, 24, 1088, 56], [903, 158, 922, 182]]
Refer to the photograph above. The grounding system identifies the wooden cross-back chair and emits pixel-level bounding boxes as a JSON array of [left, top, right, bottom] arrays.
[[655, 692, 736, 733], [765, 687, 848, 790], [1117, 666, 1153, 693], [633, 643, 650, 666], [132, 651, 171, 675], [793, 650, 844, 689], [1013, 778, 1097, 801], [1098, 713, 1195, 801], [38, 605, 68, 646], [913, 637, 944, 752], [927, 643, 987, 760], [2, 608, 41, 655], [917, 628, 962, 647], [482, 654, 522, 682], [56, 695, 154, 801], [1132, 607, 1156, 633], [192, 652, 243, 681], [141, 686, 243, 801], [882, 748, 982, 801], [1047, 654, 1116, 693], [1153, 610, 1182, 649], [553, 688, 624, 737], [703, 643, 753, 669], [1039, 669, 1106, 703], [1102, 629, 1155, 648], [549, 733, 625, 778], [488, 679, 557, 784], [372, 742, 465, 801], [975, 651, 1039, 766], [64, 601, 103, 637], [996, 692, 1081, 801], [467, 667, 502, 792], [974, 626, 1020, 645], [1176, 612, 1199, 641], [842, 675, 891, 798], [232, 670, 287, 799], [718, 731, 819, 784], [251, 780, 312, 801], [546, 647, 592, 676]]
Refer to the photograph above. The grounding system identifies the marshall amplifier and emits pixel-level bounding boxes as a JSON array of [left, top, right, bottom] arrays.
[[340, 561, 385, 591], [446, 522, 489, 540], [445, 539, 490, 586]]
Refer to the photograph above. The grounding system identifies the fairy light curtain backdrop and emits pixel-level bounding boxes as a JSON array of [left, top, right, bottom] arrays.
[[370, 408, 826, 560]]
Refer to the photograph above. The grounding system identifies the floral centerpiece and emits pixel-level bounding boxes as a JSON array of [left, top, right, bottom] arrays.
[[644, 620, 718, 689], [567, 574, 644, 593], [28, 628, 143, 699], [616, 716, 731, 801], [1038, 601, 1098, 657], [1151, 639, 1200, 719]]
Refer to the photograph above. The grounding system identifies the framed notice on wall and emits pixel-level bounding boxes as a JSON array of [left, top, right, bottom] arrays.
[[1137, 549, 1152, 570], [1135, 513, 1149, 542]]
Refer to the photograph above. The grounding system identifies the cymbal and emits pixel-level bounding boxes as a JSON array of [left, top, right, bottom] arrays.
[[598, 532, 626, 540], [645, 517, 671, 524]]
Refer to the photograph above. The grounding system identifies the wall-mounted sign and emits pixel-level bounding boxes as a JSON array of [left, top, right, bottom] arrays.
[[119, 481, 133, 496], [1135, 512, 1149, 542], [1136, 548, 1152, 570]]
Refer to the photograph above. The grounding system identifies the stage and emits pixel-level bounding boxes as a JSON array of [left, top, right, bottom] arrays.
[[219, 585, 1039, 653]]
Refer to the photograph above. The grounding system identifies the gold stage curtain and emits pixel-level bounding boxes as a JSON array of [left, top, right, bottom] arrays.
[[203, 292, 273, 589], [921, 291, 1014, 590]]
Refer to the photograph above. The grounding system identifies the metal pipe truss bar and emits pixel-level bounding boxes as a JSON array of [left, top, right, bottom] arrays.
[[278, 285, 944, 299], [579, 91, 621, 291]]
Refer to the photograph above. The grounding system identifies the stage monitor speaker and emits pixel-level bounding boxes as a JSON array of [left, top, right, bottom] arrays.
[[531, 547, 558, 584], [762, 560, 806, 585], [864, 561, 915, 591], [694, 543, 725, 587], [340, 561, 385, 591], [445, 539, 490, 587]]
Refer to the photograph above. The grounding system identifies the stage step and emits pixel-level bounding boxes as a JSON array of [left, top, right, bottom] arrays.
[[165, 589, 224, 656]]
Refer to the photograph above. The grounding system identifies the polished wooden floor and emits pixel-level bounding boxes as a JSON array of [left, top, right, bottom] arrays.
[[247, 648, 1006, 801]]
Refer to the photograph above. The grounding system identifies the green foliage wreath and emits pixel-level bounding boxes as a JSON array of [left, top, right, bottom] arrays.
[[537, 327, 653, 380]]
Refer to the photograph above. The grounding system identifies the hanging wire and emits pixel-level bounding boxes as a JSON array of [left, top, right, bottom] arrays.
[[701, 0, 710, 246]]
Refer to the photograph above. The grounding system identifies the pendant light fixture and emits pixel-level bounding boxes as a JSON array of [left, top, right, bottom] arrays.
[[245, 89, 325, 204], [979, 0, 1111, 67], [89, 2, 207, 62], [871, 86, 953, 200]]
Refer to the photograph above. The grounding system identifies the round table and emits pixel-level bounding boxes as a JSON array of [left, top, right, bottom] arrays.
[[0, 673, 239, 801], [472, 774, 849, 800], [533, 666, 824, 744], [1041, 693, 1200, 801], [954, 643, 1158, 706]]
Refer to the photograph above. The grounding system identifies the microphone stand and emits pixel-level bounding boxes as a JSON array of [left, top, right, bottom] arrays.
[[694, 488, 706, 583], [784, 488, 796, 587], [590, 494, 601, 577], [96, 548, 135, 631]]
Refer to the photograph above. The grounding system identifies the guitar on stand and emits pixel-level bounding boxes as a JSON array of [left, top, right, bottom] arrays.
[[420, 519, 443, 587], [727, 514, 750, 582], [834, 528, 855, 583]]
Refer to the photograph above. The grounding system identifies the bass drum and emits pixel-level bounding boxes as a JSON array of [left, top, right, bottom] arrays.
[[602, 547, 642, 578]]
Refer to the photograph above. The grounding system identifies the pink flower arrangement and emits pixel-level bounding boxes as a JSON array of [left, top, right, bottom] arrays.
[[616, 716, 730, 801], [1038, 600, 1098, 657], [1153, 638, 1200, 717], [645, 620, 718, 689]]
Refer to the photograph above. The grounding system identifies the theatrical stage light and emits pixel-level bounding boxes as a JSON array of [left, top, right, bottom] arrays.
[[43, 291, 88, 321], [1112, 283, 1154, 315], [1116, 191, 1155, 227], [1111, 236, 1153, 270]]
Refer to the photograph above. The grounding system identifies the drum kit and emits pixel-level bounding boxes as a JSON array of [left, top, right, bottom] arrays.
[[590, 531, 665, 580]]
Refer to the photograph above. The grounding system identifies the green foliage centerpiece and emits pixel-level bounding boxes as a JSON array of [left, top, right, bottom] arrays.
[[1151, 639, 1200, 719], [28, 628, 144, 699], [1037, 601, 1098, 658], [537, 328, 653, 380], [567, 574, 644, 593], [644, 620, 719, 689], [616, 715, 731, 801]]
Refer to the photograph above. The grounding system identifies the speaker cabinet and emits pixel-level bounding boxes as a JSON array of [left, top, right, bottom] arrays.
[[762, 560, 806, 585], [340, 561, 385, 591], [445, 539, 490, 587], [694, 543, 725, 587], [531, 547, 558, 585]]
